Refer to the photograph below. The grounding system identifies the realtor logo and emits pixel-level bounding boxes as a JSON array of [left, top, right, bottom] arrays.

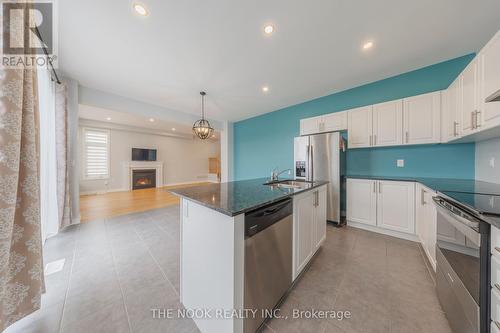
[[1, 0, 58, 68]]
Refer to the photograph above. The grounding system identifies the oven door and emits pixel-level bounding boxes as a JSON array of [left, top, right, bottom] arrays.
[[434, 196, 482, 333]]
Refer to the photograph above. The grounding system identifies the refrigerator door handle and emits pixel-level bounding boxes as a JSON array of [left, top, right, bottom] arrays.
[[310, 146, 314, 182]]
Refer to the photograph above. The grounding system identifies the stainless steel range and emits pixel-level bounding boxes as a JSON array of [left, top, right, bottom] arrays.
[[433, 192, 496, 333]]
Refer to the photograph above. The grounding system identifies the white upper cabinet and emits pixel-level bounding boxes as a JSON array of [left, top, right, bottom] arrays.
[[461, 59, 480, 136], [372, 100, 403, 147], [322, 112, 348, 132], [479, 31, 500, 130], [300, 116, 321, 136], [300, 112, 347, 136], [403, 91, 441, 145], [442, 77, 462, 142], [347, 106, 373, 148], [377, 180, 415, 234]]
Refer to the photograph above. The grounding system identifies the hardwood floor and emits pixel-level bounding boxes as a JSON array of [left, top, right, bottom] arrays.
[[79, 183, 209, 222]]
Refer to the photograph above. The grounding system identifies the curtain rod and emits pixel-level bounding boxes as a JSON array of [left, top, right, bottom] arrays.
[[33, 26, 61, 85]]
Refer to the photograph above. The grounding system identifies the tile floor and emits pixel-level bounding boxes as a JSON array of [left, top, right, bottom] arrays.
[[6, 205, 451, 333]]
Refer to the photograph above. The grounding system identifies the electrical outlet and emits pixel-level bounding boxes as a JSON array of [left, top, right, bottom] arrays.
[[397, 159, 405, 168], [490, 157, 495, 168]]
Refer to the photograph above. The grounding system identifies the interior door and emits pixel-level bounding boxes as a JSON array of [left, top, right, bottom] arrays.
[[377, 181, 415, 234], [480, 32, 500, 130], [461, 59, 478, 135], [372, 99, 403, 147], [347, 105, 373, 148], [403, 91, 441, 144]]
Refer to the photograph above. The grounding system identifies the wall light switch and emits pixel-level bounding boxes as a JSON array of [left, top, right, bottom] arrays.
[[397, 159, 405, 168], [490, 157, 495, 168]]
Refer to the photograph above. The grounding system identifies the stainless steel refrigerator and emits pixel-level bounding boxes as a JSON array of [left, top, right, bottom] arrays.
[[294, 132, 346, 224]]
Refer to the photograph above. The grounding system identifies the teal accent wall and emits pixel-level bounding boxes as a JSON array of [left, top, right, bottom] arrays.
[[234, 54, 476, 180]]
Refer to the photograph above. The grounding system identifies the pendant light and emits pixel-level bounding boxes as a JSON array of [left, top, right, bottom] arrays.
[[192, 91, 214, 140]]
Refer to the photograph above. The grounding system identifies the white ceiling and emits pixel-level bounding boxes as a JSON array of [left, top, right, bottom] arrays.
[[60, 0, 500, 122], [79, 104, 219, 139]]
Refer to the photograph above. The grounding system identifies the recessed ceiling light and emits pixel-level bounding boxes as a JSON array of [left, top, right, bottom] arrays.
[[106, 117, 112, 121], [211, 134, 216, 138], [171, 128, 176, 131], [264, 25, 274, 35], [362, 41, 374, 50], [149, 118, 155, 122], [262, 86, 269, 93], [133, 3, 149, 16]]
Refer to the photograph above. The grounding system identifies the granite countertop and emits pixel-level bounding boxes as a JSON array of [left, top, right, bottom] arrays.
[[346, 175, 500, 195], [169, 178, 329, 217]]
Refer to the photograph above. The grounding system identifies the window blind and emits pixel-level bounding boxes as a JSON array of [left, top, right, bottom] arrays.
[[84, 128, 109, 179]]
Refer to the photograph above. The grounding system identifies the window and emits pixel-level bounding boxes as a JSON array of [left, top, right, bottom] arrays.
[[83, 128, 109, 179]]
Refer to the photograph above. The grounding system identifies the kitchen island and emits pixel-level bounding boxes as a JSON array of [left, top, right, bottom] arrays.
[[170, 178, 328, 333]]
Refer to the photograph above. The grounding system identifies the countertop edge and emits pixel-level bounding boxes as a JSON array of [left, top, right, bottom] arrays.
[[172, 181, 328, 217]]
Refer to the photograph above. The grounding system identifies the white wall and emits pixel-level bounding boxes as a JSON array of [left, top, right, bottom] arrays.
[[475, 137, 500, 184], [80, 121, 220, 194]]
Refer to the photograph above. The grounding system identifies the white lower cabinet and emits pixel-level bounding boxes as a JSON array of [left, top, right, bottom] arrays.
[[346, 178, 377, 225], [415, 183, 437, 270], [293, 185, 327, 280], [347, 179, 416, 236], [377, 181, 415, 234]]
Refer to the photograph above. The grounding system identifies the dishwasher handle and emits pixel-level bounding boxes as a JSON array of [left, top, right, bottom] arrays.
[[245, 198, 293, 238]]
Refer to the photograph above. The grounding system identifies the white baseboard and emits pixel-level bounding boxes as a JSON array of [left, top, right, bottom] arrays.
[[347, 220, 419, 242], [163, 180, 218, 187], [80, 188, 127, 196]]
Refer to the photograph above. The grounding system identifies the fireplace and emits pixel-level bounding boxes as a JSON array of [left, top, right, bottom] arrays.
[[132, 169, 156, 190]]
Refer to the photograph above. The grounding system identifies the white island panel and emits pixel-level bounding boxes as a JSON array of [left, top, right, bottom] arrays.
[[180, 198, 245, 333]]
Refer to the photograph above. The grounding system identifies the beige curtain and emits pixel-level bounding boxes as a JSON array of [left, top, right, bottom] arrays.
[[0, 2, 44, 330], [55, 82, 72, 229]]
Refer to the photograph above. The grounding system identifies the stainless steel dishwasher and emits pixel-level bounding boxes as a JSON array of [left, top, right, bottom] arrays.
[[244, 198, 293, 333]]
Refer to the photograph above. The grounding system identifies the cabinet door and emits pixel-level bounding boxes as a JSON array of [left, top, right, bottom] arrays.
[[436, 216, 466, 246], [372, 100, 403, 147], [300, 117, 321, 136], [347, 106, 373, 148], [313, 186, 327, 251], [322, 111, 348, 132], [403, 91, 441, 144], [416, 184, 437, 270], [461, 59, 479, 135], [442, 77, 462, 142], [377, 181, 415, 234], [480, 32, 500, 130], [293, 192, 314, 277], [346, 179, 377, 226]]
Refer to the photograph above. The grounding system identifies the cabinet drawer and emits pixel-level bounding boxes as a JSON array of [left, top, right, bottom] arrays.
[[492, 287, 500, 324], [493, 255, 500, 289], [492, 226, 500, 257]]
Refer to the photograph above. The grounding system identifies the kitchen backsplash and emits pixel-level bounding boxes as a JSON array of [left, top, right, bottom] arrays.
[[476, 137, 500, 184]]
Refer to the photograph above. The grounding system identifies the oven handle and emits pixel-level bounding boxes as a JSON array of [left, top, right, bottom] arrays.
[[432, 196, 480, 232]]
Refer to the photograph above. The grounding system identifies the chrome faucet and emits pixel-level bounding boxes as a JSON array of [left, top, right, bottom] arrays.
[[271, 168, 292, 182]]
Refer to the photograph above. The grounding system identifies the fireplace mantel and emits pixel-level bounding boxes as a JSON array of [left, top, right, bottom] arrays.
[[123, 161, 163, 190]]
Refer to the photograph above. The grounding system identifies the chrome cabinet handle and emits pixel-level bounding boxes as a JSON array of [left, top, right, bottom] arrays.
[[421, 189, 426, 205], [471, 111, 476, 129], [405, 131, 409, 143], [373, 182, 376, 193], [476, 111, 481, 128], [369, 135, 373, 146], [378, 182, 382, 194], [495, 321, 500, 330], [453, 121, 458, 137], [374, 134, 377, 145], [495, 246, 500, 254], [495, 283, 500, 292], [447, 272, 454, 283]]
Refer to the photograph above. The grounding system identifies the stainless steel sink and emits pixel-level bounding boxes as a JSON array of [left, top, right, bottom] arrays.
[[264, 179, 311, 189]]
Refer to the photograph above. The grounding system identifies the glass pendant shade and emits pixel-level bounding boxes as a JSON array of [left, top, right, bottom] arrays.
[[193, 91, 214, 140]]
